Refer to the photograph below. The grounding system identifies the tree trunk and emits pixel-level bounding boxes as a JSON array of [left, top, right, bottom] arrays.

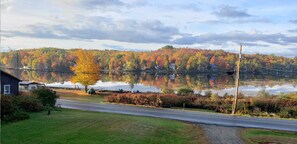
[[85, 85, 88, 93]]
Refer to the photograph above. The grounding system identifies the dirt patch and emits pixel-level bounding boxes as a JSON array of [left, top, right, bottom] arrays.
[[200, 124, 243, 144]]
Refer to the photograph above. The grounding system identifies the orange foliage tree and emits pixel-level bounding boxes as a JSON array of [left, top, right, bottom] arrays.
[[71, 49, 100, 92]]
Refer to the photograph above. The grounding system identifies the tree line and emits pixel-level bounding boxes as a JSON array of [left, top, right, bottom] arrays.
[[1, 46, 297, 73]]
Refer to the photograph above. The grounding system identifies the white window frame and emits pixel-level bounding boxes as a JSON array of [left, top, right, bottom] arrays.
[[4, 85, 11, 95]]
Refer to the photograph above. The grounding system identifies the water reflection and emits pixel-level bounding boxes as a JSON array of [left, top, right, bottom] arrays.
[[4, 69, 297, 96]]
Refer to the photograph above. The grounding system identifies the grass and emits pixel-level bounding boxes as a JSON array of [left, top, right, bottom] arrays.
[[242, 128, 297, 144], [54, 89, 110, 103], [1, 109, 208, 144]]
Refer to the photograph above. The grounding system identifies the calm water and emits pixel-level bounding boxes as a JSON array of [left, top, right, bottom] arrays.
[[5, 69, 297, 96]]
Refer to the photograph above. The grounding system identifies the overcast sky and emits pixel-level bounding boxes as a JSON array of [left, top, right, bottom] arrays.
[[1, 0, 297, 57]]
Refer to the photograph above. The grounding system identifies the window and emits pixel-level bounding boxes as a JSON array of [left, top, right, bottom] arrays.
[[4, 85, 10, 95]]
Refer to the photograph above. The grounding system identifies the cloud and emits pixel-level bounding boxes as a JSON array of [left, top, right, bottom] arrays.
[[3, 17, 297, 47], [3, 15, 297, 48], [172, 31, 297, 45], [1, 0, 13, 11], [214, 5, 252, 18], [2, 16, 180, 44], [55, 0, 148, 10], [288, 28, 297, 33], [289, 19, 297, 24], [80, 0, 124, 9], [102, 44, 143, 51], [210, 5, 271, 24], [181, 3, 201, 12], [205, 17, 271, 24]]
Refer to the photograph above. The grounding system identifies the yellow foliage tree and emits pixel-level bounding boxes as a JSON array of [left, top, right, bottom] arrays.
[[71, 49, 100, 92]]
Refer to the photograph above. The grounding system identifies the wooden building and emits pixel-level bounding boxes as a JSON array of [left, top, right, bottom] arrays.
[[0, 70, 22, 95]]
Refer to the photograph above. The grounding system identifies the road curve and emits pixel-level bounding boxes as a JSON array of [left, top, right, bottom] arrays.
[[57, 99, 297, 132]]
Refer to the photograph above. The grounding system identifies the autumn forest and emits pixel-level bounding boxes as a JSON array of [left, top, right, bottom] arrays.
[[1, 46, 297, 74]]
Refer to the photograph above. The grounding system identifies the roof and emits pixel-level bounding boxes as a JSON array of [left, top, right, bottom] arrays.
[[19, 81, 42, 85], [0, 69, 22, 81]]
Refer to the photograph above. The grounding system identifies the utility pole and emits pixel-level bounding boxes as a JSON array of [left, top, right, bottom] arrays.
[[232, 44, 242, 115]]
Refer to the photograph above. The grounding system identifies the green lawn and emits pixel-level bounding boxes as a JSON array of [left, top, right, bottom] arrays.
[[242, 129, 297, 144], [1, 109, 208, 144], [55, 89, 108, 103]]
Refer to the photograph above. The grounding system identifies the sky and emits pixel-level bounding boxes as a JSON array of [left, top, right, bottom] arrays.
[[1, 0, 297, 57]]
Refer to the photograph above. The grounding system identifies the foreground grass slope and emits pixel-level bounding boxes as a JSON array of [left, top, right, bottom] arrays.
[[1, 109, 208, 144], [242, 129, 297, 144]]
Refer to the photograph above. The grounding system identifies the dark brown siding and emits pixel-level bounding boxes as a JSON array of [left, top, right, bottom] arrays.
[[1, 71, 21, 95]]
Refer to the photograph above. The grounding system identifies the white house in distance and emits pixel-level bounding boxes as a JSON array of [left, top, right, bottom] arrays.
[[19, 81, 45, 91]]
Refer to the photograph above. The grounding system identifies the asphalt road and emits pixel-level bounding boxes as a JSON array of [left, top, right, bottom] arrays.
[[57, 99, 297, 132]]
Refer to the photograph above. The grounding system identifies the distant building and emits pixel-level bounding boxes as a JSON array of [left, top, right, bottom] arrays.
[[0, 70, 22, 95], [169, 63, 176, 70], [19, 81, 45, 92]]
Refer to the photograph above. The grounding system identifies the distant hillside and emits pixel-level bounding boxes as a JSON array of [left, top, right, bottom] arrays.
[[1, 46, 296, 74]]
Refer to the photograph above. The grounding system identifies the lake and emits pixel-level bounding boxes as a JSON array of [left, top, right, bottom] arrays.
[[5, 69, 297, 96]]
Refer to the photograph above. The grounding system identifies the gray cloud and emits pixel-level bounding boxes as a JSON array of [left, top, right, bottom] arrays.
[[3, 16, 297, 47], [214, 5, 251, 18], [205, 17, 271, 24], [289, 19, 297, 24], [78, 0, 151, 9], [172, 31, 297, 46], [210, 5, 270, 24], [288, 28, 297, 33], [80, 0, 124, 9], [3, 17, 180, 44]]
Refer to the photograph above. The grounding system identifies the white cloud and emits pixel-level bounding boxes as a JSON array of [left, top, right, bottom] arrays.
[[1, 0, 297, 57]]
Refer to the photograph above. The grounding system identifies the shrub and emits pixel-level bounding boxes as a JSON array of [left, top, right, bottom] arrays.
[[253, 99, 280, 113], [162, 88, 175, 94], [1, 96, 18, 118], [210, 93, 219, 102], [2, 110, 30, 122], [277, 92, 290, 100], [88, 88, 96, 95], [278, 107, 297, 118], [177, 88, 194, 96], [256, 89, 270, 98], [33, 88, 59, 107], [18, 96, 44, 112], [160, 95, 186, 108], [1, 96, 30, 122]]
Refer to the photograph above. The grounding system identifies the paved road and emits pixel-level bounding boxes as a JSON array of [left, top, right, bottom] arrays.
[[57, 99, 297, 132]]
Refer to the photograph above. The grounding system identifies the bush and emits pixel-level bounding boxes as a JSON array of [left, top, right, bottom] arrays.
[[160, 95, 186, 108], [177, 88, 194, 96], [210, 93, 219, 102], [1, 96, 18, 118], [256, 89, 270, 98], [278, 107, 297, 118], [162, 88, 175, 94], [18, 96, 44, 112], [105, 91, 297, 118], [88, 88, 96, 95], [1, 96, 30, 122], [277, 92, 290, 100], [2, 110, 30, 122], [33, 88, 59, 107], [253, 99, 280, 113]]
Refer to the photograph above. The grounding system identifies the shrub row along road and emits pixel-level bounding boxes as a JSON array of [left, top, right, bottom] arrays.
[[57, 99, 297, 132]]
